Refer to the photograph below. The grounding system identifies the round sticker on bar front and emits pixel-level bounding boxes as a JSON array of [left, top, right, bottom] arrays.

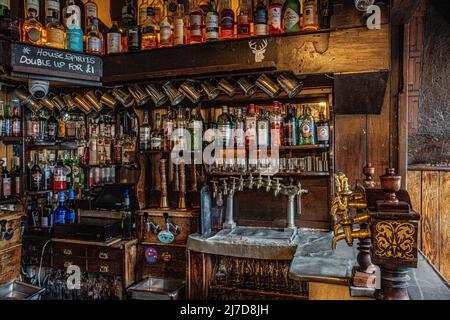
[[145, 247, 158, 264], [158, 230, 174, 244]]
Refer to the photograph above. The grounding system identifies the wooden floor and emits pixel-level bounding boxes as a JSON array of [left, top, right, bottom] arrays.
[[408, 168, 450, 281]]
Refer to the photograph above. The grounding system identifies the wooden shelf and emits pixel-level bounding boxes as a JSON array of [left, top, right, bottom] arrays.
[[0, 136, 23, 144], [209, 284, 308, 300], [208, 172, 330, 177], [0, 197, 22, 205]]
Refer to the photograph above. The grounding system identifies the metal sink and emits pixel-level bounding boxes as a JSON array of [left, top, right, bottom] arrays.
[[0, 281, 45, 300], [127, 278, 185, 300], [220, 226, 297, 242]]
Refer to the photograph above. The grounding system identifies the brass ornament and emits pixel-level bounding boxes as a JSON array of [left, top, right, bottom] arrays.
[[374, 221, 416, 260]]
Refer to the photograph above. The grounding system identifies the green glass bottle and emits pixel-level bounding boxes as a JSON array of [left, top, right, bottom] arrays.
[[217, 106, 233, 147], [282, 0, 301, 33], [189, 107, 204, 152], [300, 106, 317, 145]]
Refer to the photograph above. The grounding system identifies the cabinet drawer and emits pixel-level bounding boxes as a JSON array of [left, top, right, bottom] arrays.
[[53, 256, 86, 271], [53, 244, 86, 257], [87, 260, 122, 276], [86, 248, 122, 261]]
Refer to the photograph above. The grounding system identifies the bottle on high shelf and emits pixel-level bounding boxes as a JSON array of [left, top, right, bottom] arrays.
[[234, 108, 245, 148], [12, 98, 21, 137], [31, 112, 40, 141], [0, 101, 4, 137], [46, 11, 66, 49], [54, 153, 67, 191], [45, 0, 61, 22], [257, 108, 270, 148], [319, 0, 332, 29], [127, 16, 140, 51], [139, 110, 151, 150], [316, 109, 329, 145], [86, 18, 103, 54], [121, 189, 133, 240], [245, 103, 257, 148], [41, 192, 54, 228], [254, 0, 268, 36], [163, 109, 174, 152], [183, 0, 191, 45], [189, 107, 203, 152], [38, 110, 48, 142], [30, 152, 43, 192], [63, 0, 81, 30], [66, 11, 84, 52], [159, 0, 173, 47], [270, 102, 283, 147], [12, 157, 21, 196], [107, 21, 121, 53], [300, 106, 317, 145], [237, 0, 250, 38], [175, 107, 187, 149], [141, 7, 158, 49], [217, 106, 233, 148], [54, 191, 67, 224], [296, 105, 304, 145], [303, 0, 319, 31], [66, 189, 76, 224], [0, 1, 10, 19], [189, 0, 204, 44], [283, 0, 301, 33], [1, 157, 11, 199], [85, 0, 98, 30], [173, 1, 185, 46], [47, 113, 57, 142], [283, 104, 297, 146], [151, 112, 163, 151], [42, 152, 52, 191], [268, 0, 283, 34], [3, 103, 11, 137], [139, 0, 149, 26], [22, 4, 43, 45], [220, 0, 234, 39], [206, 0, 219, 41], [25, 0, 40, 22]]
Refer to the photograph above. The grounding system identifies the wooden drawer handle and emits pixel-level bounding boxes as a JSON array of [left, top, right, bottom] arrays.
[[99, 252, 109, 260], [99, 265, 109, 273], [63, 249, 73, 255], [64, 261, 73, 268]]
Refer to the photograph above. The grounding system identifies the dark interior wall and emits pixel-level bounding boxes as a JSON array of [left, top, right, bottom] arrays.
[[408, 1, 450, 165]]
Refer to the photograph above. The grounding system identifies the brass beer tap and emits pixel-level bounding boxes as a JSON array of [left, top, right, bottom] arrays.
[[210, 180, 219, 199], [238, 176, 245, 192], [256, 174, 263, 190], [273, 178, 282, 197], [265, 175, 272, 193], [220, 178, 229, 196], [247, 173, 255, 189]]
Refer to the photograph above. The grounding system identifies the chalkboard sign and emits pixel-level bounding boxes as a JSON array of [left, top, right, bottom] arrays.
[[11, 43, 103, 82]]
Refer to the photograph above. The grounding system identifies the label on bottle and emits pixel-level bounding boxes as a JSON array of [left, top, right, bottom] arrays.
[[32, 171, 42, 189], [128, 27, 139, 49], [0, 0, 10, 10], [2, 178, 11, 197], [141, 33, 156, 50], [139, 7, 147, 26], [107, 32, 121, 53], [284, 121, 297, 146], [304, 4, 316, 27], [41, 216, 49, 228], [190, 14, 202, 37], [174, 18, 184, 45], [268, 7, 282, 30], [86, 3, 97, 19], [257, 121, 269, 147], [206, 14, 219, 40], [160, 20, 172, 44], [87, 36, 102, 53], [220, 13, 234, 38], [255, 24, 267, 36], [46, 0, 59, 18], [245, 117, 257, 147], [67, 27, 84, 52], [47, 27, 65, 46], [317, 124, 329, 142], [26, 0, 39, 15], [189, 120, 203, 150], [140, 127, 150, 149], [15, 176, 20, 195], [27, 28, 42, 43], [237, 14, 249, 36], [271, 125, 282, 147], [284, 7, 300, 31], [13, 119, 21, 136], [218, 124, 232, 147], [64, 5, 81, 29]]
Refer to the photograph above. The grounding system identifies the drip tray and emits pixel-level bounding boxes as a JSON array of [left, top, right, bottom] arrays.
[[215, 227, 297, 243], [127, 278, 185, 300]]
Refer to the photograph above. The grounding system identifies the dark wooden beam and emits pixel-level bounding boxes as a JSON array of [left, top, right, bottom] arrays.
[[390, 0, 421, 25]]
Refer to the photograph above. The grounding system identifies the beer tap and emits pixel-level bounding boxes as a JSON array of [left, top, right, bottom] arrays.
[[265, 175, 272, 193], [230, 177, 238, 194], [238, 175, 245, 192], [210, 180, 219, 199], [220, 178, 229, 196], [164, 212, 181, 236], [247, 173, 255, 190], [256, 174, 263, 190], [273, 178, 282, 197], [143, 212, 161, 235]]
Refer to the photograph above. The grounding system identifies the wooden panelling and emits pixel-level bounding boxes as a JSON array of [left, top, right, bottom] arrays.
[[407, 171, 422, 248], [439, 172, 450, 280], [421, 171, 440, 267], [0, 245, 21, 285]]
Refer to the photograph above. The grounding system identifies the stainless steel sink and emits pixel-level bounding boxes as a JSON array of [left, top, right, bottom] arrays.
[[0, 281, 45, 300], [221, 226, 297, 242], [127, 278, 185, 300]]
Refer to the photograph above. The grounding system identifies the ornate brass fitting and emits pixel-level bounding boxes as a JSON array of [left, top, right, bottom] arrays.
[[331, 173, 371, 250], [256, 174, 263, 190], [265, 175, 272, 193]]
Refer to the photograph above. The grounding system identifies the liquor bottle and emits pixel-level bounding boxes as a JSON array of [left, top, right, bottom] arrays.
[[205, 0, 219, 41], [57, 114, 66, 140], [270, 102, 283, 147], [173, 1, 185, 46], [1, 158, 11, 199], [189, 107, 203, 152], [106, 21, 121, 53], [141, 8, 158, 49], [245, 104, 257, 147], [39, 110, 48, 142], [235, 108, 245, 148], [174, 107, 187, 149], [86, 18, 103, 54], [319, 0, 331, 29], [127, 18, 140, 51], [257, 108, 270, 148], [151, 112, 163, 150], [54, 154, 67, 191], [300, 106, 316, 145], [12, 157, 21, 196], [45, 0, 60, 21], [47, 113, 57, 141], [0, 101, 4, 137], [3, 103, 11, 136], [12, 99, 21, 137], [296, 105, 304, 145], [254, 0, 267, 36], [139, 0, 149, 26], [163, 110, 174, 152], [283, 105, 297, 146], [283, 0, 301, 33], [217, 106, 233, 147], [159, 1, 173, 47], [89, 123, 98, 165], [220, 0, 234, 39], [66, 13, 83, 52], [65, 189, 76, 224], [63, 0, 81, 30], [31, 112, 40, 141], [236, 0, 250, 38], [42, 152, 52, 191], [41, 192, 54, 228], [22, 6, 43, 45], [25, 0, 40, 21], [46, 11, 66, 49], [316, 109, 329, 145], [121, 189, 133, 240], [268, 0, 283, 34], [0, 0, 10, 19], [139, 110, 151, 150], [189, 0, 203, 43], [85, 0, 98, 29], [54, 192, 67, 224], [30, 153, 43, 192], [64, 152, 73, 189], [303, 0, 319, 31]]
